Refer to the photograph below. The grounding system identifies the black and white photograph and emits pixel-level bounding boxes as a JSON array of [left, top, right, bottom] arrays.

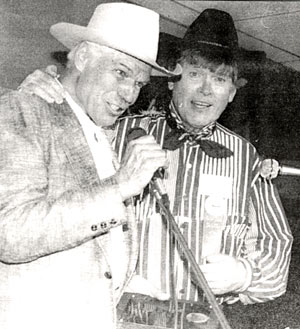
[[0, 1, 300, 328]]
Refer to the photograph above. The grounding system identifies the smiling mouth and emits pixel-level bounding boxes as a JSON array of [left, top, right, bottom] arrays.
[[107, 102, 124, 114], [191, 101, 211, 109]]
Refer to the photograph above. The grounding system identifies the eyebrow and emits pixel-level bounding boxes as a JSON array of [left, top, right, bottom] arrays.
[[118, 63, 133, 74], [190, 66, 230, 77], [118, 62, 150, 84]]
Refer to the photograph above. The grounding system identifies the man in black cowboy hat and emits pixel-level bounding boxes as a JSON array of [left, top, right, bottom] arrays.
[[19, 6, 292, 320], [120, 8, 292, 306]]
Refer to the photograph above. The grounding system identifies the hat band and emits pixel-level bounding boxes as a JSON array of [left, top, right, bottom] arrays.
[[197, 40, 230, 49]]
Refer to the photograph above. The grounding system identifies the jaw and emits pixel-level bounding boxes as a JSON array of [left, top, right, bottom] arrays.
[[181, 108, 216, 129]]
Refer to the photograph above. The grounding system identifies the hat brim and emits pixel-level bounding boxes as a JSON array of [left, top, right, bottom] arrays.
[[50, 23, 182, 77]]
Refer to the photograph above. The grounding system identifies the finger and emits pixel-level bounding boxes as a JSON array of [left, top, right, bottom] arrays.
[[205, 253, 229, 264], [22, 84, 58, 104], [152, 290, 170, 301], [125, 144, 167, 166], [200, 263, 224, 280], [32, 72, 65, 98], [21, 78, 65, 104], [45, 65, 58, 77], [127, 134, 157, 145], [21, 69, 65, 101], [125, 275, 169, 300], [138, 149, 168, 169], [38, 78, 66, 103]]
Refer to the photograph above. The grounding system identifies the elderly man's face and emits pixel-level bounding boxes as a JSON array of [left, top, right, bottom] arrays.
[[169, 61, 236, 129], [76, 46, 151, 127]]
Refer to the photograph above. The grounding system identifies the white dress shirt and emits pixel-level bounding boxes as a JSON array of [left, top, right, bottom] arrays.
[[65, 93, 127, 293]]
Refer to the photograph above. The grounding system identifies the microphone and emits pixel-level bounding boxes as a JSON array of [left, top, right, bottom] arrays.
[[260, 159, 300, 179], [126, 128, 168, 198]]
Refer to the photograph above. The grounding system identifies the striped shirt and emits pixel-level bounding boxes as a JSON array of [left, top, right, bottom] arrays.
[[112, 112, 293, 305]]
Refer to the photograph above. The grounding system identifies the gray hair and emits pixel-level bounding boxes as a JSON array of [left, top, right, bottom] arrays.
[[66, 41, 112, 69]]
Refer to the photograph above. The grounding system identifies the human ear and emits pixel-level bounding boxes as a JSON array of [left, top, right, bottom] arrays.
[[168, 81, 174, 91], [74, 42, 90, 72], [228, 86, 237, 103]]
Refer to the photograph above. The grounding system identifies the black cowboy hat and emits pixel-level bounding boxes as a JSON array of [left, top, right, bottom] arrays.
[[182, 8, 240, 62]]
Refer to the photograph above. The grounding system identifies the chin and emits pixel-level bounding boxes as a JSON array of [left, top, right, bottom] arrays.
[[192, 116, 214, 128], [94, 116, 116, 127], [187, 119, 206, 129], [102, 121, 116, 128]]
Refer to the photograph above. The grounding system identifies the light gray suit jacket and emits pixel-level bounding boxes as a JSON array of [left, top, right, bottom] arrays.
[[0, 91, 138, 329]]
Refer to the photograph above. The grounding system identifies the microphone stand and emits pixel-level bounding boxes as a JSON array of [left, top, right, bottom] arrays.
[[151, 180, 232, 329]]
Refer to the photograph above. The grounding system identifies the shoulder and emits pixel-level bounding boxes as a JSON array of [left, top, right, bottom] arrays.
[[0, 86, 11, 96], [0, 90, 50, 116], [0, 89, 47, 105], [0, 90, 66, 132], [216, 123, 257, 151], [215, 123, 261, 168]]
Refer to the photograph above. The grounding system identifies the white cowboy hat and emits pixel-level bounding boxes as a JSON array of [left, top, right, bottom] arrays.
[[50, 2, 182, 77]]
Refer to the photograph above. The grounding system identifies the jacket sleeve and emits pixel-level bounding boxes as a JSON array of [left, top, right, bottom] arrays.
[[0, 92, 128, 264], [238, 154, 293, 304]]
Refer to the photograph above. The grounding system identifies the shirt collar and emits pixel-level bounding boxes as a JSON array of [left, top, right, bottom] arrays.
[[64, 92, 101, 135]]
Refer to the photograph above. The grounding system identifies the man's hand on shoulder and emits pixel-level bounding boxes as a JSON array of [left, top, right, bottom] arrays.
[[18, 65, 66, 104]]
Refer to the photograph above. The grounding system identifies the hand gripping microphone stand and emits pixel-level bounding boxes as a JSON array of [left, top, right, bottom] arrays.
[[150, 178, 232, 329]]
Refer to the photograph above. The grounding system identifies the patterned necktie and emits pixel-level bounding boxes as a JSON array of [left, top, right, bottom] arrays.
[[163, 102, 233, 159]]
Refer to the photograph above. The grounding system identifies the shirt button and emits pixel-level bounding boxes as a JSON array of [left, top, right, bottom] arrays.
[[104, 271, 112, 279], [100, 222, 107, 229], [179, 289, 185, 294], [110, 218, 117, 225], [91, 225, 98, 232], [187, 163, 192, 169]]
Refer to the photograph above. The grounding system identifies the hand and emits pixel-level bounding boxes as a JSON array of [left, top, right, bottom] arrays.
[[200, 254, 248, 295], [115, 135, 168, 200], [18, 65, 66, 104], [125, 275, 170, 300]]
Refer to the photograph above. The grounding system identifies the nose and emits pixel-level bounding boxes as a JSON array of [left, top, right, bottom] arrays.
[[197, 75, 211, 95], [118, 80, 137, 105]]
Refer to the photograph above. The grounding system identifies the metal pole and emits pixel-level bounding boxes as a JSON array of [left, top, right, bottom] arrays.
[[153, 188, 232, 329]]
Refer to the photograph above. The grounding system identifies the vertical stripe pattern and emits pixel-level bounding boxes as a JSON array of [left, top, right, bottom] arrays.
[[113, 114, 293, 305]]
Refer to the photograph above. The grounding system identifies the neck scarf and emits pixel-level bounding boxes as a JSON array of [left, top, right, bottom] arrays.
[[163, 101, 233, 159]]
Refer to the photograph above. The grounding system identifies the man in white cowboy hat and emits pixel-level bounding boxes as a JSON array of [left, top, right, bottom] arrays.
[[0, 3, 182, 329], [18, 6, 292, 328]]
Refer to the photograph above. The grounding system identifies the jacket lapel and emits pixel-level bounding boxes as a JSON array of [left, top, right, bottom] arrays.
[[50, 101, 100, 189], [50, 101, 139, 300]]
